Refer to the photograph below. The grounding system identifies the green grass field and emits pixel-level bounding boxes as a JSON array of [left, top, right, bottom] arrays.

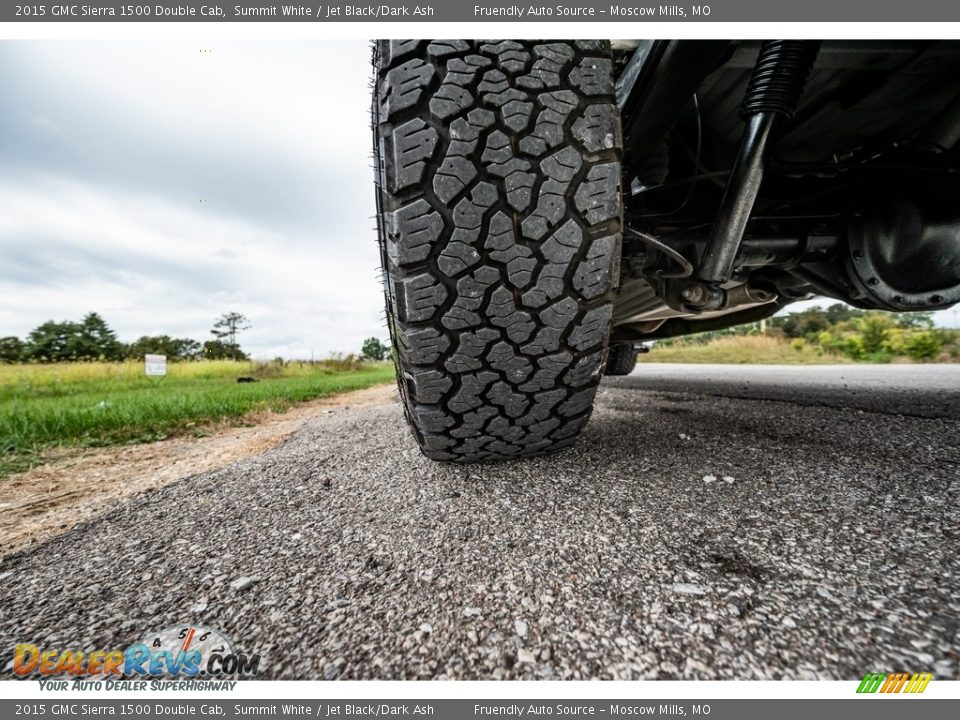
[[0, 359, 395, 478], [637, 335, 853, 365]]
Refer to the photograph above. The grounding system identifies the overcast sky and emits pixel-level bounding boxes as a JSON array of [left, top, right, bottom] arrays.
[[0, 41, 956, 359], [0, 40, 385, 359]]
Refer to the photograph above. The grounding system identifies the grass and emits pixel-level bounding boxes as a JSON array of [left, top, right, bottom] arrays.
[[637, 335, 853, 365], [0, 359, 395, 478]]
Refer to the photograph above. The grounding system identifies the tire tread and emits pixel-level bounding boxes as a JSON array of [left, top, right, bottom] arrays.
[[373, 40, 622, 462]]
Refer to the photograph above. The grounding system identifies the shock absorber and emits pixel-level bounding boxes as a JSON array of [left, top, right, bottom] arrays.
[[690, 41, 820, 306]]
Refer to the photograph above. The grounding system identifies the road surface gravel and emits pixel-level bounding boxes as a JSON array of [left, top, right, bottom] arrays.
[[1, 364, 957, 680]]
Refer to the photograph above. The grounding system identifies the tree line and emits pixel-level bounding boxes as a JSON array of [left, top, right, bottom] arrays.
[[0, 312, 253, 363], [659, 303, 958, 362]]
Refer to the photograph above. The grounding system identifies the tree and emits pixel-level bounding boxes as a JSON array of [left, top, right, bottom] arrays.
[[24, 320, 80, 361], [0, 336, 25, 363], [25, 314, 121, 361], [823, 303, 864, 325], [202, 339, 249, 361], [211, 312, 251, 356], [75, 312, 124, 361], [895, 311, 935, 330], [361, 337, 389, 361], [126, 335, 201, 360], [774, 307, 831, 339], [21, 313, 123, 362]]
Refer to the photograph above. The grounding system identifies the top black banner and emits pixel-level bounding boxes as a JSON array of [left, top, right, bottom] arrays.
[[6, 0, 960, 22]]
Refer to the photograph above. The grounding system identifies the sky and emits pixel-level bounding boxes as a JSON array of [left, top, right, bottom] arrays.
[[0, 40, 955, 360], [0, 40, 385, 359]]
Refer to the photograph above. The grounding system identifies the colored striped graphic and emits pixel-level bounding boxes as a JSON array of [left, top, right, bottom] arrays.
[[857, 672, 932, 694], [181, 627, 196, 652]]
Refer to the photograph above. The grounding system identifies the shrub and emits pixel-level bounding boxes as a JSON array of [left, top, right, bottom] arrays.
[[857, 313, 894, 354], [841, 335, 866, 360], [903, 331, 942, 361]]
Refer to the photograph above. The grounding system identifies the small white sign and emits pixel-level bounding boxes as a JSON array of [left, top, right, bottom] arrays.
[[145, 354, 167, 377]]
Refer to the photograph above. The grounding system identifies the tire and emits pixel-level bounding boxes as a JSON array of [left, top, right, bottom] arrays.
[[604, 343, 637, 376], [373, 40, 623, 462]]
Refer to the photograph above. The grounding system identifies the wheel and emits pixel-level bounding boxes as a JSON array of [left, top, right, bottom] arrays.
[[373, 40, 623, 462], [604, 343, 637, 376]]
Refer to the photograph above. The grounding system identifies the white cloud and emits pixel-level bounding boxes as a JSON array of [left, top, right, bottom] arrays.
[[0, 40, 390, 358]]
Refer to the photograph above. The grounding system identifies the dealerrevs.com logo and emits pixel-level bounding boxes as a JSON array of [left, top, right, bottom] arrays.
[[13, 625, 260, 685], [856, 672, 933, 694]]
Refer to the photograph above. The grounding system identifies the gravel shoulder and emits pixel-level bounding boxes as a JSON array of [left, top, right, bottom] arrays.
[[0, 384, 396, 556], [0, 365, 957, 680]]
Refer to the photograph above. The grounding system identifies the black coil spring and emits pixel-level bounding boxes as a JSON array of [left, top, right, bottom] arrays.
[[740, 41, 821, 120]]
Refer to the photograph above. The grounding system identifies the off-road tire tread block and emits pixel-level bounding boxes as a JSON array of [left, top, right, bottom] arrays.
[[604, 343, 637, 376], [374, 40, 622, 462]]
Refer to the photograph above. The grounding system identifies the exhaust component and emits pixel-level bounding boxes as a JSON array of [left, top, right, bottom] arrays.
[[722, 283, 778, 309], [680, 283, 726, 311], [695, 41, 820, 288], [678, 281, 776, 314], [651, 228, 838, 314]]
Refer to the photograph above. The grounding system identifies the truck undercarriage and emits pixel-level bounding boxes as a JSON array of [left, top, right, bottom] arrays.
[[610, 40, 960, 343]]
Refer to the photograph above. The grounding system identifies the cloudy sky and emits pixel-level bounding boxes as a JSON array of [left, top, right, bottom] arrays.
[[0, 40, 385, 359]]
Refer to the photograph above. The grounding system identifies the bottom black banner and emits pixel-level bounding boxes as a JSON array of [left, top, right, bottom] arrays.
[[2, 699, 957, 720]]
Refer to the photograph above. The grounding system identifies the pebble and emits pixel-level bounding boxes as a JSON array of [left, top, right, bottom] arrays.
[[516, 649, 536, 664], [229, 576, 257, 592], [673, 583, 709, 596], [515, 619, 528, 638]]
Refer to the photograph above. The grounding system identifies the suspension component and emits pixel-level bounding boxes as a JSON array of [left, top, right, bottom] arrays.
[[691, 41, 820, 301]]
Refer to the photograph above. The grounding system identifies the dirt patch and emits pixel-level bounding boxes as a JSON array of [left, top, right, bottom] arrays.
[[0, 383, 398, 557]]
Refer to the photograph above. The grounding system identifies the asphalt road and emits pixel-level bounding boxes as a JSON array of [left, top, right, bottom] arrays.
[[1, 364, 958, 680]]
